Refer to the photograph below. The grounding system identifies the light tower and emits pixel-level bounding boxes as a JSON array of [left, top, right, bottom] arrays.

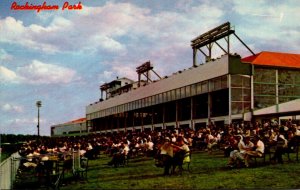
[[36, 100, 42, 137]]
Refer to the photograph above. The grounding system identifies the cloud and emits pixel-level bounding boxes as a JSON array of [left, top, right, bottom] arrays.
[[16, 60, 78, 84], [1, 1, 298, 58], [87, 34, 126, 53], [0, 66, 18, 83], [99, 70, 113, 81], [98, 64, 137, 84], [0, 17, 58, 53], [0, 15, 80, 53], [0, 117, 46, 135], [112, 65, 137, 80], [0, 2, 225, 57], [86, 2, 226, 83], [0, 60, 79, 84], [1, 103, 23, 113], [230, 1, 300, 53]]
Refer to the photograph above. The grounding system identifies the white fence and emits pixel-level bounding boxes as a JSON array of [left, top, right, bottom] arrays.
[[0, 152, 21, 190], [0, 151, 84, 189]]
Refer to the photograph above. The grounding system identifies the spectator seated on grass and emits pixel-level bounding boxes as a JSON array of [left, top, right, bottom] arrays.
[[244, 135, 265, 167]]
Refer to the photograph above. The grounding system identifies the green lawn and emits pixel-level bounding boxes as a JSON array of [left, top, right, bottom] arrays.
[[57, 150, 300, 190], [13, 150, 300, 189]]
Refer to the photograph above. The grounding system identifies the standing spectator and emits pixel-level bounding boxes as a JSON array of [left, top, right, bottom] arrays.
[[160, 137, 174, 175], [271, 127, 288, 164]]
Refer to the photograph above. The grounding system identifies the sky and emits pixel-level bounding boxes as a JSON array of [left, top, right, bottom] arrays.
[[0, 0, 299, 136]]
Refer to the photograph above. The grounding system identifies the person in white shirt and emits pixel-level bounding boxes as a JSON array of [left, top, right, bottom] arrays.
[[228, 135, 254, 167], [123, 143, 130, 156], [206, 130, 218, 154], [145, 139, 154, 157], [292, 125, 300, 136], [244, 136, 265, 167]]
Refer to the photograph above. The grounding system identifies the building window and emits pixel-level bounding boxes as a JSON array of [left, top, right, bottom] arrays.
[[149, 96, 153, 106], [231, 88, 243, 101], [231, 75, 251, 114], [151, 96, 155, 106], [120, 104, 124, 113], [201, 81, 208, 93], [254, 68, 276, 83], [171, 90, 176, 101], [132, 100, 136, 110], [254, 83, 276, 96], [244, 102, 251, 112], [167, 91, 172, 102], [191, 84, 197, 96], [243, 88, 251, 101], [176, 88, 181, 99], [181, 87, 186, 98], [140, 99, 144, 109], [162, 92, 167, 102], [196, 82, 202, 94], [158, 94, 163, 104], [231, 102, 243, 115], [221, 75, 228, 88], [211, 77, 222, 91], [254, 95, 276, 109], [143, 98, 147, 107], [186, 86, 191, 97], [231, 75, 243, 87]]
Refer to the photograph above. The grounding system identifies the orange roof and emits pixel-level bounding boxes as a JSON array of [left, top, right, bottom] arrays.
[[65, 117, 86, 124], [241, 51, 300, 69]]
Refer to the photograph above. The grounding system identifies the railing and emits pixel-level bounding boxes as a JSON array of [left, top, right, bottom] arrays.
[[0, 152, 21, 190], [1, 150, 86, 189]]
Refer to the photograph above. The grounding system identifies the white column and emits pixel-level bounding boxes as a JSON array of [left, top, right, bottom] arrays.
[[228, 74, 232, 124]]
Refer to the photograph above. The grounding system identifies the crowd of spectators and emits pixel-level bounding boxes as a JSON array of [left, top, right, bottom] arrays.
[[13, 118, 300, 173]]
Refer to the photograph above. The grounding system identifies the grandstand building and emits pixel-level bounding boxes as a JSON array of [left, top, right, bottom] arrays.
[[82, 22, 299, 133], [51, 118, 87, 136], [86, 22, 300, 133]]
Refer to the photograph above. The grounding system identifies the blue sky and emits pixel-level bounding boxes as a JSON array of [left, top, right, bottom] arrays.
[[0, 0, 299, 136]]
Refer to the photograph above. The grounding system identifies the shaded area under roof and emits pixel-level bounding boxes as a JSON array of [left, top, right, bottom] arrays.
[[242, 51, 300, 69]]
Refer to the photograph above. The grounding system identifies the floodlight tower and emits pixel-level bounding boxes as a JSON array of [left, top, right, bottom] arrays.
[[36, 100, 42, 137]]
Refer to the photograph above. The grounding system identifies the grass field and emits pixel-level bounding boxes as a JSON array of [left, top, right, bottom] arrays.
[[55, 150, 300, 190]]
